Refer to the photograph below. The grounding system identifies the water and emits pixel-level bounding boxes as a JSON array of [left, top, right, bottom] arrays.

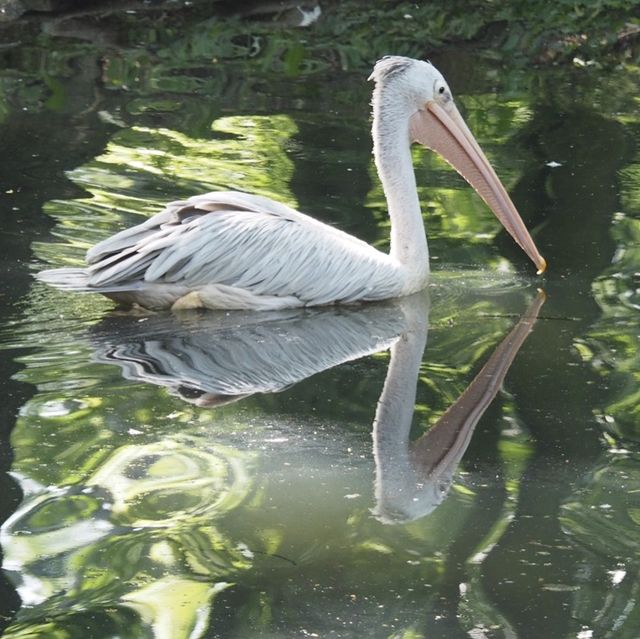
[[1, 7, 640, 639]]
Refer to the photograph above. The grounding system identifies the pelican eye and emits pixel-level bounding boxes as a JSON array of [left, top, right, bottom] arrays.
[[438, 86, 445, 94]]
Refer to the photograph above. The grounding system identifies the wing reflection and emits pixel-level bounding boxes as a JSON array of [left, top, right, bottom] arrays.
[[373, 289, 545, 523], [90, 303, 408, 406]]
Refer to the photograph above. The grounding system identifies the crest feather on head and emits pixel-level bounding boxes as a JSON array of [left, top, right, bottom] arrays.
[[368, 56, 414, 83]]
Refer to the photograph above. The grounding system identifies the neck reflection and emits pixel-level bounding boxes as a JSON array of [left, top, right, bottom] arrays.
[[373, 289, 544, 523]]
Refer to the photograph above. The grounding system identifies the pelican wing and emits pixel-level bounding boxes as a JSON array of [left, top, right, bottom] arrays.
[[85, 191, 402, 306]]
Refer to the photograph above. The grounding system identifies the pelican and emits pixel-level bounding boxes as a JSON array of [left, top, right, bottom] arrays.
[[38, 56, 546, 311]]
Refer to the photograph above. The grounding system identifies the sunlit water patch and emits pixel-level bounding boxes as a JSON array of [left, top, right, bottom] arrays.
[[33, 114, 299, 272]]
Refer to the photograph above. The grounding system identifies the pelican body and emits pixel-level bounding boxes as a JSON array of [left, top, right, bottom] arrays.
[[38, 57, 546, 311]]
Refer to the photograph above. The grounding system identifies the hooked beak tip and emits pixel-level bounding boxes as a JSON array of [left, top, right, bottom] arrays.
[[536, 257, 547, 275]]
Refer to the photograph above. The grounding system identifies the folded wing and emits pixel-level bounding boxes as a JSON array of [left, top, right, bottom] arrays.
[[83, 191, 402, 306]]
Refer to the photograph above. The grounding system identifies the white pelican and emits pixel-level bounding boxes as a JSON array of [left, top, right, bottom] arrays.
[[38, 56, 546, 311]]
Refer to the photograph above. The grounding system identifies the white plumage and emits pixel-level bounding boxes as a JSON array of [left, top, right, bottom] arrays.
[[80, 191, 403, 309]]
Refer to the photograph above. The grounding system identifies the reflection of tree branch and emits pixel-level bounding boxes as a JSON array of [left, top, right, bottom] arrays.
[[12, 0, 320, 45], [33, 0, 190, 21], [36, 1, 186, 45]]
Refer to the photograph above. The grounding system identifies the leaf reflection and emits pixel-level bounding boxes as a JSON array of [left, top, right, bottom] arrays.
[[588, 209, 640, 441], [3, 434, 253, 637], [34, 114, 299, 269], [560, 453, 640, 637]]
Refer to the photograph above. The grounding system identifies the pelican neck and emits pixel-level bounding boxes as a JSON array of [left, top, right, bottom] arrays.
[[371, 90, 429, 287]]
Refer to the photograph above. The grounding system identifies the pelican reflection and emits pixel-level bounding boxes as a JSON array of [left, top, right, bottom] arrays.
[[90, 290, 544, 522], [90, 302, 408, 406]]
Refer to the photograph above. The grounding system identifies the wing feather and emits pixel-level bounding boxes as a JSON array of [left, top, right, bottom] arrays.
[[84, 191, 403, 305]]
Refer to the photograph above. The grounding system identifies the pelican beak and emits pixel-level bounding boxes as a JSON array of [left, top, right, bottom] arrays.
[[409, 101, 547, 274]]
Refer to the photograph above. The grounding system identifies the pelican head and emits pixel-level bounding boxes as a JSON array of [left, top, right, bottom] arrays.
[[370, 56, 546, 275]]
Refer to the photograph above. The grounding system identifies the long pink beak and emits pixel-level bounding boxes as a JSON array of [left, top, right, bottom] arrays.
[[410, 101, 547, 274]]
